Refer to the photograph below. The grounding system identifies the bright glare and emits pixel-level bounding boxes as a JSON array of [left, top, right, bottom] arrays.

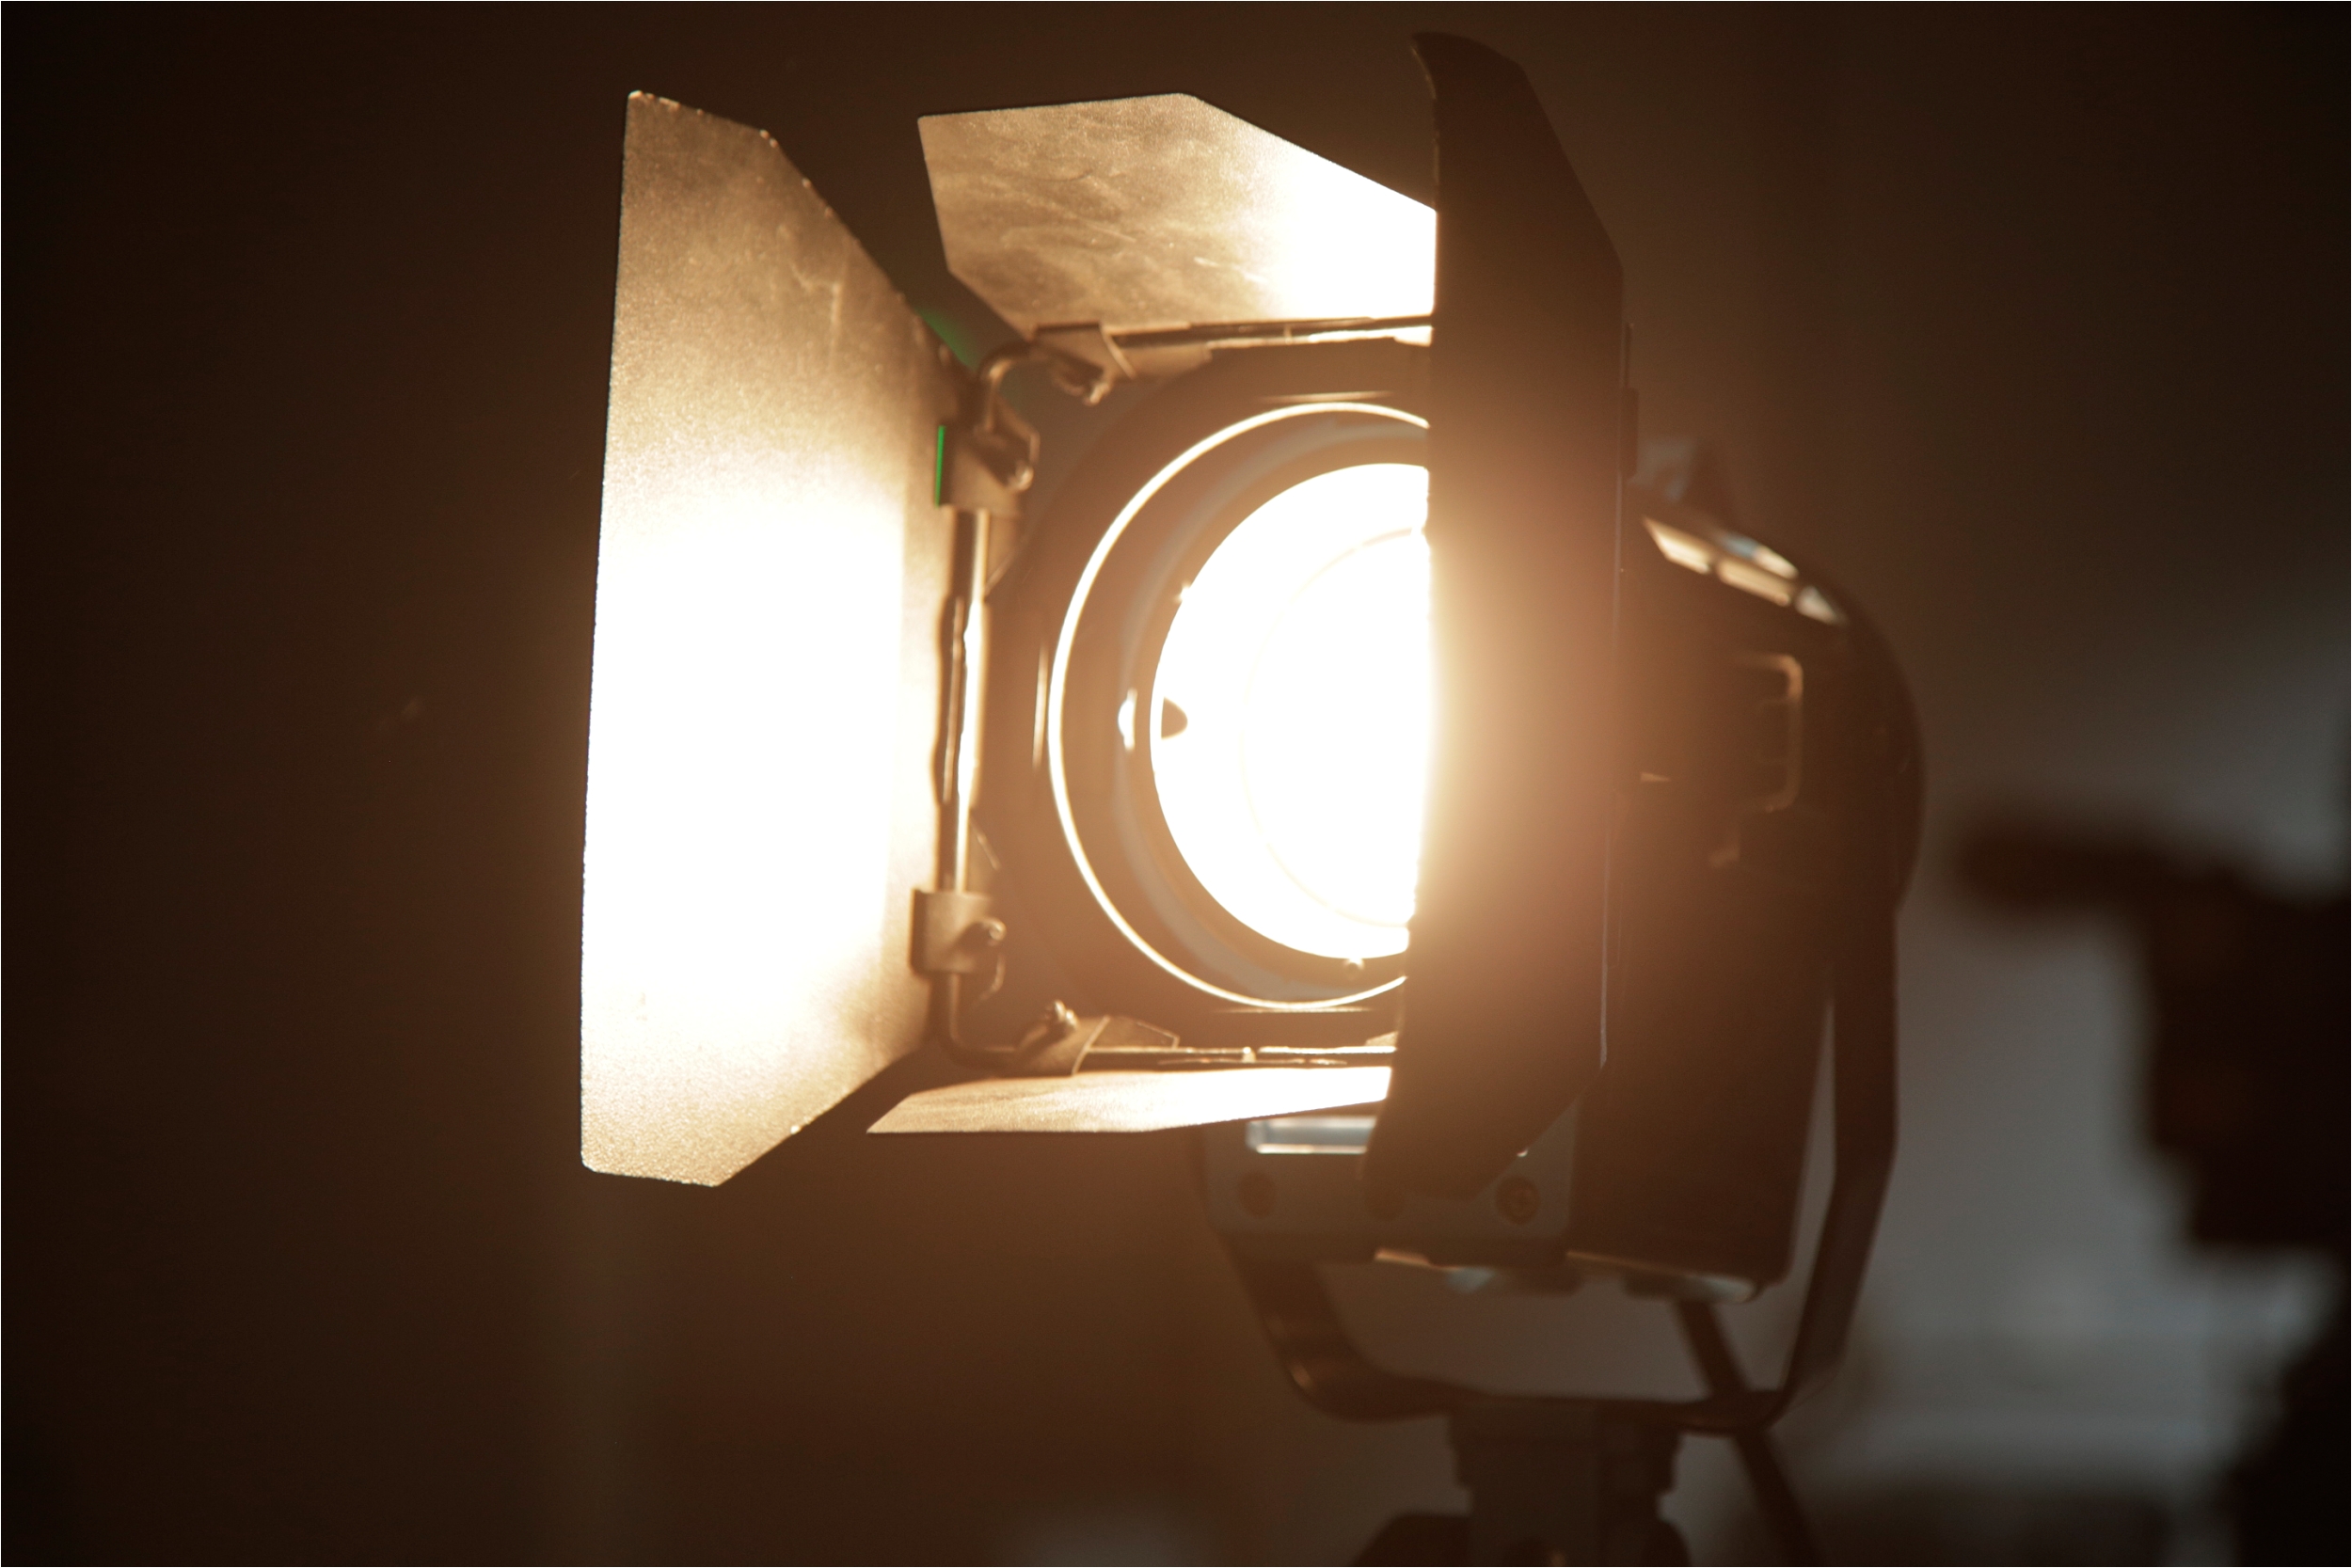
[[1152, 464, 1430, 959], [582, 95, 946, 1186], [1256, 130, 1436, 325]]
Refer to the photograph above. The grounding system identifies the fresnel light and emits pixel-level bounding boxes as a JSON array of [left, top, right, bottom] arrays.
[[581, 35, 1918, 1561]]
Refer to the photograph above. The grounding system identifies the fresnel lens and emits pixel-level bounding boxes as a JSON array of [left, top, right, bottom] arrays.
[[1154, 462, 1432, 962], [1037, 400, 1437, 1012]]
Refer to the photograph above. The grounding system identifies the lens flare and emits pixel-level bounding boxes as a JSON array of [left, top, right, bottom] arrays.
[[1151, 463, 1430, 959]]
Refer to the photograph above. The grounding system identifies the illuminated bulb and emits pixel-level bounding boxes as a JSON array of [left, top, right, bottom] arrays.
[[1151, 463, 1430, 959]]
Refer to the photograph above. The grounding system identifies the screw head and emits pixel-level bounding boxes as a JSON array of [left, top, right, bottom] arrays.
[[1018, 1001, 1079, 1051], [1497, 1176, 1540, 1225]]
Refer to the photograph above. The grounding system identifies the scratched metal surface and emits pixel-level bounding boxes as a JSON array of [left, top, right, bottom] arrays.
[[919, 94, 1433, 337], [580, 95, 957, 1186], [868, 1067, 1391, 1135]]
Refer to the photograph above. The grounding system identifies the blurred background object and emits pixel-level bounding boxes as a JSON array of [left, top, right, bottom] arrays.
[[7, 7, 2342, 1563], [1958, 814, 2347, 1564], [1957, 819, 2346, 1254]]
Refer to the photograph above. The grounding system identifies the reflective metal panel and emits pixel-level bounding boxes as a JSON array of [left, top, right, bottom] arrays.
[[920, 95, 1434, 336], [869, 1067, 1391, 1135], [582, 95, 957, 1185]]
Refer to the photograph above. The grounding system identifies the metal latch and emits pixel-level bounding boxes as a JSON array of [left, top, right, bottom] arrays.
[[914, 889, 1006, 975], [935, 364, 1040, 515], [1709, 652, 1804, 869], [998, 1002, 1181, 1077]]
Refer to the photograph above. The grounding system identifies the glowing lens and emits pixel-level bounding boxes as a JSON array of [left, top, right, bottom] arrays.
[[1151, 464, 1430, 959]]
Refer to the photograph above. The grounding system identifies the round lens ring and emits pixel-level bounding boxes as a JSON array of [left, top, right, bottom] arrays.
[[1044, 399, 1430, 1007]]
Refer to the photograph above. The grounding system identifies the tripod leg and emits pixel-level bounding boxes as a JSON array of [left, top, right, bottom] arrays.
[[1675, 1302, 1824, 1566]]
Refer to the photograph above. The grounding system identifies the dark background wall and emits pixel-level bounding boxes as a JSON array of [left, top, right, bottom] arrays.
[[8, 7, 2343, 1563]]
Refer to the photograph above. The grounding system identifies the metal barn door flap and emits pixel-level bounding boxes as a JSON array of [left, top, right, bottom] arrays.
[[1370, 37, 1627, 1199], [581, 95, 957, 1185]]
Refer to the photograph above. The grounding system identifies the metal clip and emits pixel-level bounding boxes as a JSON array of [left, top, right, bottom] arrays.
[[1709, 653, 1804, 869], [1000, 1003, 1181, 1077], [1027, 324, 1134, 403], [938, 415, 1038, 515], [914, 889, 1006, 975]]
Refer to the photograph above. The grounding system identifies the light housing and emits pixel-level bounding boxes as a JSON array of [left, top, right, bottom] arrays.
[[580, 40, 1919, 1426]]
